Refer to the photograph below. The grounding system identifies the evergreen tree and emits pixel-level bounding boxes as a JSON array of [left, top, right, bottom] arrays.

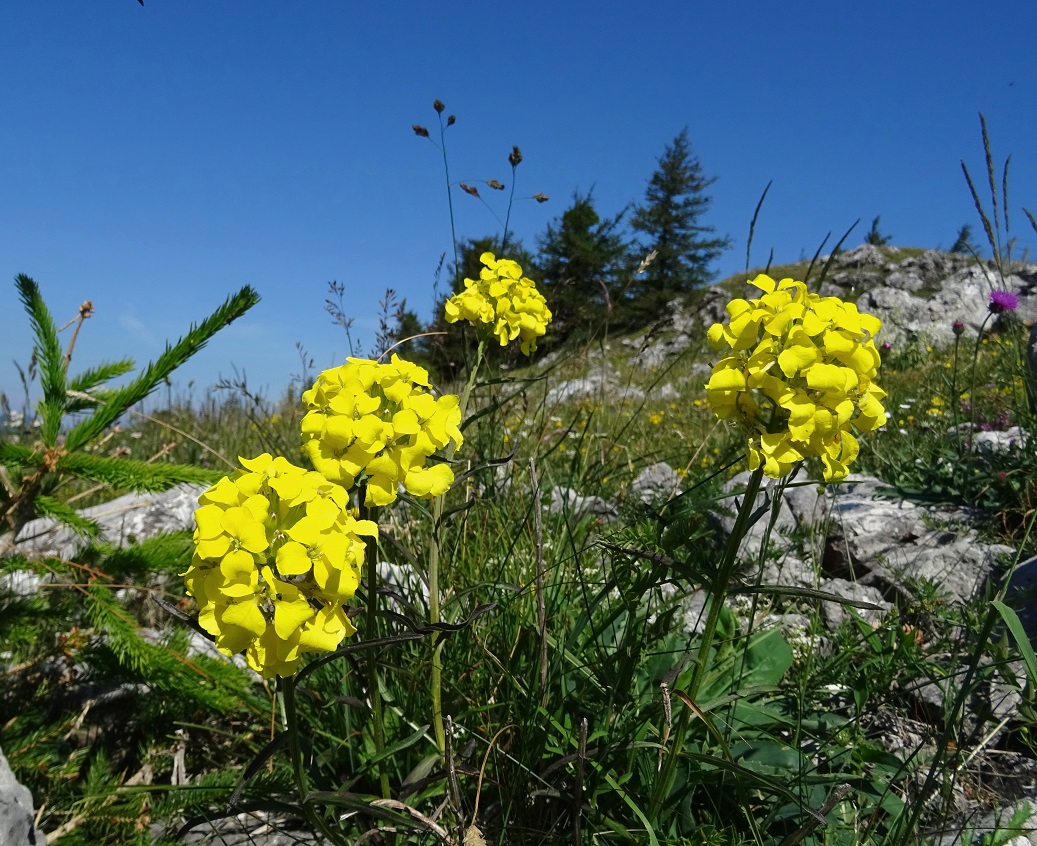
[[536, 190, 628, 335], [950, 223, 978, 254], [865, 216, 893, 246], [628, 128, 729, 316]]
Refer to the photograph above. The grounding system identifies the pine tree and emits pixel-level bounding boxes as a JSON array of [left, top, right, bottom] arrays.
[[865, 216, 893, 246], [950, 223, 978, 254], [536, 190, 628, 336], [628, 128, 729, 316]]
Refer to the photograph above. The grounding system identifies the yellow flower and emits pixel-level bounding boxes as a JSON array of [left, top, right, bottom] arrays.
[[183, 454, 376, 678], [705, 274, 887, 482], [301, 354, 463, 506], [444, 252, 552, 355]]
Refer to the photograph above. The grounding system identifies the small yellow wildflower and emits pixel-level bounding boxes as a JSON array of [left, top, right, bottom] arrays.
[[301, 355, 463, 507], [444, 252, 552, 355], [648, 411, 665, 425], [184, 454, 377, 678], [705, 274, 887, 482]]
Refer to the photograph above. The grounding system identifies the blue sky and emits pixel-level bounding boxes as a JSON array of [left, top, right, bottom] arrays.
[[2, 1, 1035, 405]]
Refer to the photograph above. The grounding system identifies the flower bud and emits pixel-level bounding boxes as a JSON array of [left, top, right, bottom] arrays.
[[433, 99, 445, 113]]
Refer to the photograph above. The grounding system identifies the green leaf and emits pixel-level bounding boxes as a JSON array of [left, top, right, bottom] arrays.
[[15, 274, 66, 446], [67, 358, 135, 395], [743, 627, 794, 687], [0, 441, 41, 468], [992, 599, 1037, 687], [64, 285, 260, 452], [32, 494, 103, 539], [730, 739, 807, 775], [54, 451, 222, 491]]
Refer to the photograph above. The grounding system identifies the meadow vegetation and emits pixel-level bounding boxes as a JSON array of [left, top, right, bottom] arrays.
[[3, 111, 1037, 846]]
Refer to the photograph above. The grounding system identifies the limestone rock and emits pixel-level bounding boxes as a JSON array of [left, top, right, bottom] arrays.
[[831, 244, 890, 268], [825, 476, 1013, 603], [630, 462, 678, 506], [5, 483, 206, 560], [548, 486, 617, 521], [0, 745, 43, 846], [818, 577, 890, 629], [546, 366, 644, 405], [714, 473, 1013, 607]]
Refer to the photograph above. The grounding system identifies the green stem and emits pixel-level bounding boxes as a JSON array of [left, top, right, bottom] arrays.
[[438, 113, 458, 280], [361, 496, 391, 799], [281, 675, 347, 845], [649, 466, 765, 819], [969, 313, 994, 434], [950, 334, 962, 452], [428, 338, 486, 753], [500, 164, 518, 255]]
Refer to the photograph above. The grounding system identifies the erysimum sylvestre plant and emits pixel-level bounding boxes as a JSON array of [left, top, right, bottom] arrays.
[[300, 354, 463, 506], [443, 251, 553, 356], [647, 274, 891, 823], [705, 272, 888, 481], [185, 454, 378, 678], [178, 252, 554, 841]]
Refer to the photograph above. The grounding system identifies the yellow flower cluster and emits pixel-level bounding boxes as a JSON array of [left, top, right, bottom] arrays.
[[444, 252, 552, 355], [705, 274, 887, 481], [301, 354, 463, 506], [184, 454, 377, 678]]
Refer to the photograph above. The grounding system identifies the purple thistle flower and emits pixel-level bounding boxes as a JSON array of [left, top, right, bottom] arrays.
[[988, 290, 1019, 314]]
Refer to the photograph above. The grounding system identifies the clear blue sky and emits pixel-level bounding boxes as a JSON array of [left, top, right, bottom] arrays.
[[2, 1, 1034, 405]]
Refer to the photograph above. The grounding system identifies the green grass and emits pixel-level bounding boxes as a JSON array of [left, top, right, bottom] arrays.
[[5, 258, 1037, 846]]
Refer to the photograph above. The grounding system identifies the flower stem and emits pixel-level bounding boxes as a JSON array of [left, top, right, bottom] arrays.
[[437, 113, 458, 280], [281, 674, 347, 845], [969, 313, 994, 435], [649, 466, 765, 820], [951, 334, 962, 449], [361, 496, 391, 799], [428, 339, 486, 753]]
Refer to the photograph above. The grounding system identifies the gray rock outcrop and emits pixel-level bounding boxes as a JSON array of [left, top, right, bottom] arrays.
[[546, 365, 645, 405], [630, 462, 679, 506], [816, 246, 1037, 349], [712, 472, 1014, 607], [3, 483, 205, 560], [548, 486, 618, 521], [670, 246, 1037, 356], [0, 745, 44, 846]]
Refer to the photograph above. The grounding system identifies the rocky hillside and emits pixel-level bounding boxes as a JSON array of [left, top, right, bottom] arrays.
[[692, 244, 1037, 349]]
